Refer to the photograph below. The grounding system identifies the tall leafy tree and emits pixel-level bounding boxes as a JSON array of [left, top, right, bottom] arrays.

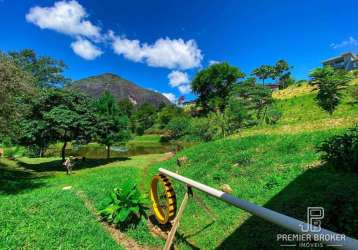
[[132, 103, 156, 135], [118, 99, 135, 118], [191, 62, 245, 113], [0, 52, 35, 139], [309, 66, 351, 115], [252, 65, 274, 85], [273, 59, 294, 89], [156, 105, 183, 129], [230, 82, 275, 125], [8, 49, 68, 88], [95, 91, 130, 159], [19, 89, 97, 160]]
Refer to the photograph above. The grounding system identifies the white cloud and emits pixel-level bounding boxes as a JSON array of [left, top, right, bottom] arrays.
[[25, 1, 204, 67], [168, 71, 189, 87], [330, 36, 358, 49], [112, 36, 203, 69], [209, 60, 220, 66], [162, 93, 176, 103], [112, 37, 143, 62], [26, 0, 101, 39], [71, 38, 103, 60], [178, 84, 192, 94]]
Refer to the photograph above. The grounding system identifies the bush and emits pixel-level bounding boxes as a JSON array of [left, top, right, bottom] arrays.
[[166, 116, 189, 139], [352, 69, 358, 78], [265, 107, 282, 125], [187, 117, 213, 142], [135, 126, 145, 136], [318, 127, 358, 173], [99, 182, 148, 227]]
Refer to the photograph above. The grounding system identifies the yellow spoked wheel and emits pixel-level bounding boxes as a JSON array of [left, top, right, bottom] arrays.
[[150, 174, 177, 224]]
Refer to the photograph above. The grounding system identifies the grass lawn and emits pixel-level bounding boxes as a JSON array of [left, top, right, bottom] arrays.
[[147, 129, 358, 249], [0, 154, 168, 249]]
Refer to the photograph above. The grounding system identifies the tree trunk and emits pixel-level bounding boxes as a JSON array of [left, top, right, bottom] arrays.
[[39, 147, 44, 158], [62, 140, 67, 162], [262, 79, 265, 86], [107, 145, 111, 159]]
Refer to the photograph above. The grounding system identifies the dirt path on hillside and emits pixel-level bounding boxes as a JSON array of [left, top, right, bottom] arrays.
[[75, 152, 175, 250]]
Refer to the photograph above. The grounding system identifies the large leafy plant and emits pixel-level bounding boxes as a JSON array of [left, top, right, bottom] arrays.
[[99, 182, 149, 226]]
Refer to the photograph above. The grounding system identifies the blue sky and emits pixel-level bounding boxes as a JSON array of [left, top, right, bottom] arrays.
[[1, 0, 358, 102]]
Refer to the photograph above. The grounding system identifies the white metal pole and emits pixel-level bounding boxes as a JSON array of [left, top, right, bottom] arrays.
[[159, 168, 358, 250]]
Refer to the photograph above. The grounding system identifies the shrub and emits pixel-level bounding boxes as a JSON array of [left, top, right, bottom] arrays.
[[99, 182, 148, 227], [135, 126, 145, 136], [318, 127, 358, 173], [187, 117, 213, 142], [352, 69, 358, 78], [265, 107, 282, 125], [166, 116, 189, 139]]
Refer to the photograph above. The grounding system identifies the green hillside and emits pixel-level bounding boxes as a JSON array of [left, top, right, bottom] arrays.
[[146, 82, 358, 249]]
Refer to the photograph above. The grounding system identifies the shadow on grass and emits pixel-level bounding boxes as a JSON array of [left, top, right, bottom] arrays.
[[218, 165, 358, 249], [17, 157, 130, 173], [0, 162, 47, 195], [148, 215, 201, 249]]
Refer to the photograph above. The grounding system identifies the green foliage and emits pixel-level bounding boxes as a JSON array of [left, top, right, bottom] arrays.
[[18, 89, 97, 160], [230, 82, 275, 125], [118, 99, 134, 117], [99, 182, 148, 227], [132, 103, 157, 134], [265, 107, 282, 124], [0, 52, 35, 138], [350, 85, 358, 103], [95, 91, 131, 158], [352, 69, 358, 78], [310, 66, 351, 115], [252, 64, 274, 84], [278, 73, 295, 89], [8, 49, 68, 88], [252, 59, 292, 89], [186, 118, 213, 142], [318, 126, 358, 173], [156, 105, 183, 129], [207, 111, 230, 138], [191, 62, 245, 113], [3, 146, 27, 158], [166, 116, 190, 139]]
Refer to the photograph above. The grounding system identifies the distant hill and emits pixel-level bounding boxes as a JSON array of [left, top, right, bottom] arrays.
[[69, 73, 171, 107]]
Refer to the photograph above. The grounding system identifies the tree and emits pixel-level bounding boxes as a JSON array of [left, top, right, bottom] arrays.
[[273, 60, 294, 89], [19, 89, 97, 160], [0, 52, 35, 139], [132, 103, 156, 135], [273, 60, 289, 79], [118, 99, 134, 117], [95, 91, 130, 159], [252, 65, 274, 85], [156, 105, 183, 129], [8, 49, 68, 88], [230, 82, 275, 125], [309, 66, 351, 115], [191, 62, 245, 113]]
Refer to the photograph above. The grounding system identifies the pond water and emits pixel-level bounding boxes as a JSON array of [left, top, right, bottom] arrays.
[[45, 141, 192, 159]]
